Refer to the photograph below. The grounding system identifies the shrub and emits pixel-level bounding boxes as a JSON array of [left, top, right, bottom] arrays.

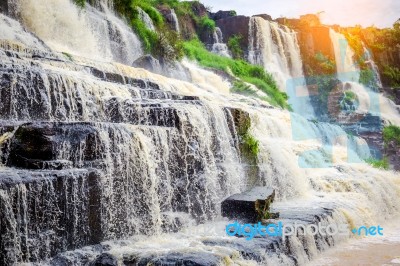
[[199, 16, 216, 31], [227, 35, 243, 59], [383, 66, 400, 87], [383, 125, 400, 145]]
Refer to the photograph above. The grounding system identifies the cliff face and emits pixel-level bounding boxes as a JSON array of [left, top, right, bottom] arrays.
[[216, 16, 250, 52]]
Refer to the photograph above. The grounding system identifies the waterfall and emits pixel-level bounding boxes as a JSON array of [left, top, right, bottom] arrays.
[[329, 29, 360, 82], [0, 3, 400, 266], [248, 16, 315, 118], [137, 7, 156, 31], [363, 45, 383, 89], [211, 27, 231, 58], [16, 0, 143, 64], [329, 28, 400, 125], [170, 9, 180, 33]]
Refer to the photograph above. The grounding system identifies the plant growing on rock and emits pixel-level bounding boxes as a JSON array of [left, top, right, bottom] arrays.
[[227, 35, 243, 59]]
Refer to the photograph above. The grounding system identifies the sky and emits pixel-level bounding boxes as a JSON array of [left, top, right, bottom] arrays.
[[200, 0, 400, 28]]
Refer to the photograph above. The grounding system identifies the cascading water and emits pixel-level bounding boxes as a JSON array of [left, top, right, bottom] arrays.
[[169, 9, 180, 33], [0, 2, 399, 266], [248, 16, 315, 118], [329, 28, 400, 125], [329, 29, 360, 83], [16, 0, 143, 64], [211, 27, 231, 58], [137, 7, 156, 31], [363, 45, 383, 89]]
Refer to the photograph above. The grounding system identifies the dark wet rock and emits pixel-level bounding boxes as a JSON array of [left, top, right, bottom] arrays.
[[132, 55, 162, 74], [158, 6, 179, 32], [128, 252, 222, 266], [7, 122, 98, 169], [224, 108, 261, 186], [210, 10, 237, 21], [105, 72, 125, 84], [254, 14, 273, 21], [190, 2, 208, 18], [217, 16, 250, 52], [90, 253, 118, 266], [225, 108, 251, 136], [221, 187, 276, 222]]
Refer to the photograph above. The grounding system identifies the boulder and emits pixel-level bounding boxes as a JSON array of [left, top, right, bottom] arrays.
[[90, 253, 118, 266], [132, 55, 162, 74], [221, 187, 277, 222]]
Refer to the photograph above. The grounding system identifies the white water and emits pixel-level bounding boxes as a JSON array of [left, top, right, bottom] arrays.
[[170, 9, 180, 33], [16, 0, 143, 64], [248, 16, 315, 118], [211, 27, 231, 58], [137, 7, 156, 31], [0, 5, 400, 266], [329, 29, 360, 83], [363, 45, 383, 89]]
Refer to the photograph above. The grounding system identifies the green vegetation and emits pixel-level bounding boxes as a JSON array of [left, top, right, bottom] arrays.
[[383, 125, 400, 145], [199, 16, 215, 31], [340, 91, 358, 111], [242, 133, 260, 157], [183, 39, 289, 108], [227, 35, 244, 59], [365, 157, 389, 170], [105, 0, 184, 61], [343, 91, 356, 101], [314, 52, 336, 73], [231, 80, 256, 96], [359, 69, 374, 86], [62, 52, 73, 61], [303, 52, 336, 77], [73, 0, 85, 8], [339, 22, 400, 89], [382, 66, 400, 87]]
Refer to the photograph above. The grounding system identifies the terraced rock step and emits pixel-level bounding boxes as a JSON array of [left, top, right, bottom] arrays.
[[0, 168, 103, 264]]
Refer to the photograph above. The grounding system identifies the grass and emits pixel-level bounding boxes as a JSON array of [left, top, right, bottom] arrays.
[[183, 39, 289, 108], [365, 157, 389, 170], [227, 35, 243, 59], [231, 80, 257, 96], [383, 125, 400, 145]]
